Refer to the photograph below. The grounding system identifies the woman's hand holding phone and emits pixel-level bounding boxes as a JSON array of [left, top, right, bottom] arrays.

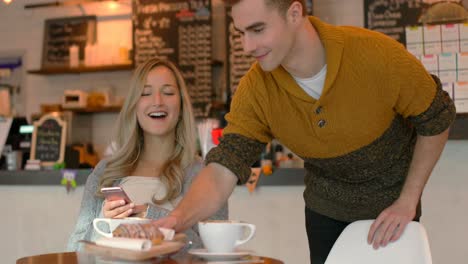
[[103, 199, 135, 218], [101, 187, 147, 218]]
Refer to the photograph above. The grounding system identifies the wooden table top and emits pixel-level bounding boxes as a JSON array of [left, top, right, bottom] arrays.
[[16, 252, 285, 264]]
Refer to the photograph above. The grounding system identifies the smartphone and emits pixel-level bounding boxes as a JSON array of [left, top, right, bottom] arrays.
[[101, 186, 132, 204]]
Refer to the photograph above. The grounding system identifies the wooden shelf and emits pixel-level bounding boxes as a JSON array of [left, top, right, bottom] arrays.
[[28, 64, 134, 75], [62, 106, 122, 113]]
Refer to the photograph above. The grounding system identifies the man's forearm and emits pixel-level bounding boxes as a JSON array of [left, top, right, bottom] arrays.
[[169, 163, 238, 231], [399, 127, 450, 207]]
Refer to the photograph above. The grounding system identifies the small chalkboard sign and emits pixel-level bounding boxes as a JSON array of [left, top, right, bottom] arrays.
[[31, 114, 67, 166], [41, 16, 97, 69]]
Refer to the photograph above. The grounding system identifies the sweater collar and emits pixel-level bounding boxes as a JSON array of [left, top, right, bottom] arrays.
[[271, 16, 344, 103]]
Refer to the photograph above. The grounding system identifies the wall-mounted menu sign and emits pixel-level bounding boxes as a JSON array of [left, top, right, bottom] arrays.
[[31, 114, 67, 167], [364, 0, 426, 44], [41, 16, 96, 69], [226, 0, 313, 96], [133, 0, 213, 117]]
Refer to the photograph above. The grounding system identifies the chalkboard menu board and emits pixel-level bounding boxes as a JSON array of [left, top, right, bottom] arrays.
[[41, 16, 96, 68], [31, 115, 67, 166], [226, 0, 314, 95], [133, 0, 213, 117], [364, 0, 427, 44]]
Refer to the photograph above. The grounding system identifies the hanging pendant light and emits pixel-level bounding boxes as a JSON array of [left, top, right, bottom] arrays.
[[4, 0, 13, 5]]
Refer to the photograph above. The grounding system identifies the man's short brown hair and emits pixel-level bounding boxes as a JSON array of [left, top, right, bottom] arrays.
[[223, 0, 307, 16]]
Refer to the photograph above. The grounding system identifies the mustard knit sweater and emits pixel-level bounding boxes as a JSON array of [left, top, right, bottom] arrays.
[[206, 17, 455, 222]]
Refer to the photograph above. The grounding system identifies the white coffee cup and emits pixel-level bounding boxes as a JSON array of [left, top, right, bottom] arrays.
[[198, 220, 256, 253], [93, 217, 151, 238]]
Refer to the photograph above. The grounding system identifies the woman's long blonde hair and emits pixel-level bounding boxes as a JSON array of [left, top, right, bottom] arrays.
[[97, 58, 197, 204]]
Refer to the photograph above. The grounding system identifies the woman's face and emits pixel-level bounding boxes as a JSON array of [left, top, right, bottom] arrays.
[[136, 66, 182, 139]]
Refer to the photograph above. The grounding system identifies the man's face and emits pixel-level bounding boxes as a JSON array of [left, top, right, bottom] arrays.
[[232, 0, 295, 71]]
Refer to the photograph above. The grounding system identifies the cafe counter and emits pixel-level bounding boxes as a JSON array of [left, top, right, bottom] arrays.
[[0, 168, 308, 264], [0, 168, 305, 186], [0, 169, 91, 185]]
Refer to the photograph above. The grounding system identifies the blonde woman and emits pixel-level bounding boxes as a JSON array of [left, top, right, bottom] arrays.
[[67, 58, 227, 251]]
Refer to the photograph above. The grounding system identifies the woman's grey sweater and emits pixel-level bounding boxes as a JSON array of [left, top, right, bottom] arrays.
[[66, 159, 228, 252]]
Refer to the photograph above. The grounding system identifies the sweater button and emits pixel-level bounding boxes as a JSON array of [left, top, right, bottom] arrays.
[[315, 106, 322, 114], [318, 119, 326, 128]]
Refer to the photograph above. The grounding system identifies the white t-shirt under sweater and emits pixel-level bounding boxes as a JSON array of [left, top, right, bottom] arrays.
[[292, 64, 327, 99]]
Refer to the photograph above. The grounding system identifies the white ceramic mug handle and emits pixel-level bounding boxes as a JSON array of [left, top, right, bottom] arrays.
[[235, 223, 256, 247], [93, 218, 113, 238]]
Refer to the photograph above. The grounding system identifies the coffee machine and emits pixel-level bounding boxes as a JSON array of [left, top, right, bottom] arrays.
[[0, 117, 29, 170]]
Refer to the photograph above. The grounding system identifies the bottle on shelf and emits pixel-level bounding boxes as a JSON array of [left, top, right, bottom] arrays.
[[69, 45, 79, 68]]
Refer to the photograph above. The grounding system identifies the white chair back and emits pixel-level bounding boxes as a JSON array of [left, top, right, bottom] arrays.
[[325, 220, 432, 264]]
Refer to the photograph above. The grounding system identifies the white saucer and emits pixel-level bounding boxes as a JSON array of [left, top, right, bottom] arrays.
[[188, 248, 253, 261]]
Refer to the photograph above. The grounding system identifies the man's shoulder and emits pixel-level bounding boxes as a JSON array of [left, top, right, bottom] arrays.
[[340, 25, 404, 49], [336, 25, 407, 64], [310, 16, 395, 45], [340, 25, 390, 42]]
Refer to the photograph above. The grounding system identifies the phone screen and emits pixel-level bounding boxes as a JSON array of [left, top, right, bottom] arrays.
[[101, 187, 132, 204]]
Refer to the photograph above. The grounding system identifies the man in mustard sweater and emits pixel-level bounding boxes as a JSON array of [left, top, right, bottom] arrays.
[[156, 0, 456, 263]]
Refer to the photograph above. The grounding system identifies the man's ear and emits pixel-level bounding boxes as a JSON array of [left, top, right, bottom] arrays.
[[287, 1, 303, 24]]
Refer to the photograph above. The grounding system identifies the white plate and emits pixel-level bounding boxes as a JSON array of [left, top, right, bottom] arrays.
[[188, 248, 253, 261]]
